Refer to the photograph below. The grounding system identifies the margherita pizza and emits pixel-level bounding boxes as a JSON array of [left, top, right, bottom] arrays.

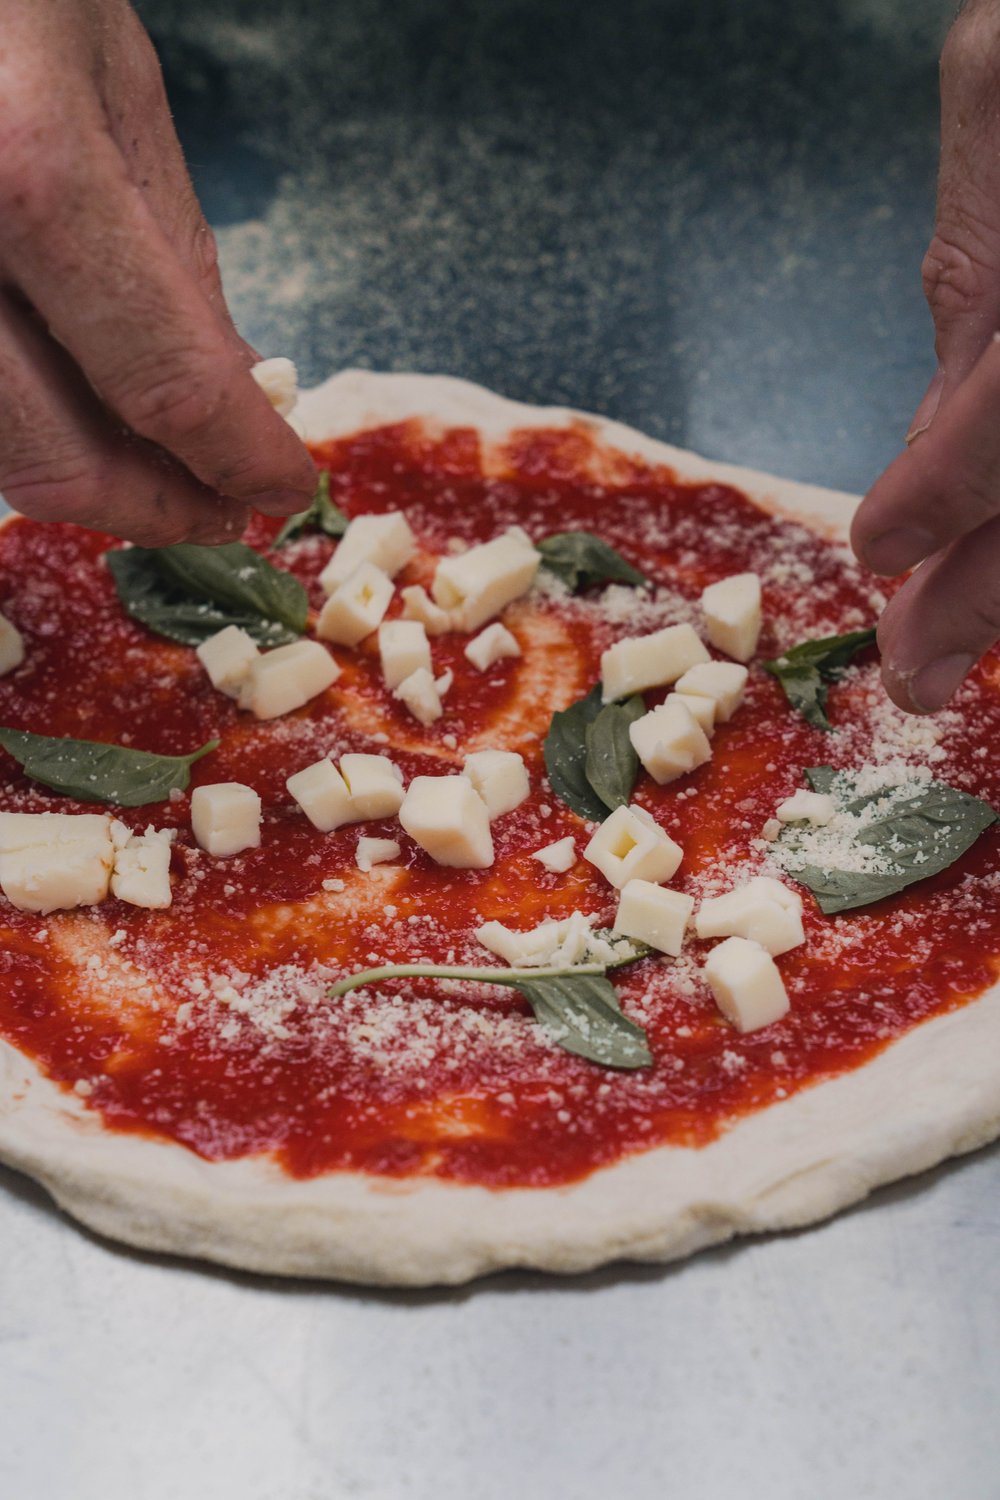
[[1, 369, 999, 1287]]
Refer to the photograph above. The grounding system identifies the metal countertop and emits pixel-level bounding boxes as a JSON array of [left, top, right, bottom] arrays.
[[2, 3, 998, 1496]]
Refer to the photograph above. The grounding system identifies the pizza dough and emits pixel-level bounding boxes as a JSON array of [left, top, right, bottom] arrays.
[[1, 370, 999, 1286]]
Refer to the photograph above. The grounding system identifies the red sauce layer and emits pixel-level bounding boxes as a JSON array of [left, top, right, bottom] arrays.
[[0, 418, 999, 1189]]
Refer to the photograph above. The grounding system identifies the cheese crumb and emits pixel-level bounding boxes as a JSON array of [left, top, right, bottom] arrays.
[[531, 836, 576, 873], [356, 837, 401, 872], [464, 622, 521, 672]]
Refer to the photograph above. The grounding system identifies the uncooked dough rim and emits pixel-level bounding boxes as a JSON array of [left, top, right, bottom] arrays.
[[0, 368, 996, 1287]]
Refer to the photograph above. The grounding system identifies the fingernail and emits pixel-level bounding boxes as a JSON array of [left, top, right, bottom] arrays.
[[252, 488, 312, 517], [864, 525, 936, 575], [906, 367, 944, 444], [907, 653, 974, 712]]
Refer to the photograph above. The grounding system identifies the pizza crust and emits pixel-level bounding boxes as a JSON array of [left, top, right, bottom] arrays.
[[1, 369, 996, 1286]]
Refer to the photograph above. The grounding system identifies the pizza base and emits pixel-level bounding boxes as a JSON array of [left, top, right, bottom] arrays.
[[1, 369, 998, 1287]]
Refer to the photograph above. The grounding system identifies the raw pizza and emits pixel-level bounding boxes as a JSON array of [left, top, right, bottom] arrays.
[[1, 369, 999, 1287]]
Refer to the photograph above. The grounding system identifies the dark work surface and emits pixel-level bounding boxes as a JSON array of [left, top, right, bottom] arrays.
[[136, 0, 952, 495]]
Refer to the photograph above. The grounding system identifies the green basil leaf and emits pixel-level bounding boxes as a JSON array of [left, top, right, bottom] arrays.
[[780, 766, 998, 913], [543, 685, 610, 821], [536, 531, 647, 592], [0, 727, 218, 807], [584, 695, 645, 812], [272, 471, 348, 548], [107, 542, 307, 647], [761, 627, 878, 731], [512, 973, 652, 1069]]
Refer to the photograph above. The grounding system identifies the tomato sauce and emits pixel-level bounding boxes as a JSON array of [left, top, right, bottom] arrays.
[[0, 418, 998, 1188]]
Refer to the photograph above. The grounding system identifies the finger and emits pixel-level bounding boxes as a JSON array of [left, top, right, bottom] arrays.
[[0, 290, 246, 546], [913, 1, 1000, 433], [875, 518, 1000, 712], [0, 123, 315, 513], [851, 330, 1000, 575]]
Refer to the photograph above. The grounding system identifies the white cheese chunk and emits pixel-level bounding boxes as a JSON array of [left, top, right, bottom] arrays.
[[0, 812, 115, 913], [704, 935, 789, 1032], [434, 668, 454, 697], [316, 562, 394, 647], [286, 758, 355, 831], [339, 753, 405, 818], [196, 625, 259, 699], [191, 782, 261, 857], [584, 804, 683, 889], [238, 639, 339, 720], [613, 879, 694, 957], [462, 749, 530, 819], [378, 618, 431, 690], [674, 661, 748, 722], [695, 876, 804, 956], [400, 585, 453, 635], [476, 911, 617, 968], [355, 836, 401, 872], [673, 692, 715, 735], [250, 356, 299, 417], [319, 512, 416, 594], [601, 623, 710, 703], [775, 789, 836, 826], [111, 827, 174, 909], [398, 775, 494, 867], [464, 622, 521, 672], [0, 611, 25, 676], [393, 666, 443, 725], [701, 572, 762, 662], [431, 529, 540, 632], [531, 836, 576, 873], [629, 698, 712, 784]]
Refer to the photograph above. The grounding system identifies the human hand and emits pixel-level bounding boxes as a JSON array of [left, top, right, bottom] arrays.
[[851, 0, 1000, 712], [0, 0, 316, 546]]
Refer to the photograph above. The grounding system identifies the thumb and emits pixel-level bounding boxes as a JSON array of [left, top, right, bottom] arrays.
[[911, 2, 1000, 441]]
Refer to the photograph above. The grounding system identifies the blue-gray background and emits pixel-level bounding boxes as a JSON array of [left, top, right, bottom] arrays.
[[5, 4, 1000, 1499]]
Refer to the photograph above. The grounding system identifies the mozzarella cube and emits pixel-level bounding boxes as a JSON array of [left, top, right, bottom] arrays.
[[239, 640, 339, 720], [613, 879, 695, 957], [775, 789, 836, 826], [393, 666, 443, 725], [339, 753, 405, 818], [0, 611, 25, 676], [0, 812, 115, 913], [629, 698, 712, 784], [316, 562, 393, 647], [673, 692, 715, 735], [400, 585, 453, 635], [319, 512, 416, 593], [465, 622, 521, 672], [398, 775, 494, 867], [286, 758, 355, 831], [378, 619, 431, 690], [601, 623, 710, 703], [355, 837, 401, 872], [674, 661, 748, 722], [584, 804, 683, 889], [111, 828, 174, 909], [250, 356, 299, 417], [462, 749, 530, 819], [704, 936, 789, 1032], [695, 876, 804, 956], [191, 783, 261, 857], [431, 530, 540, 632], [531, 836, 576, 873], [701, 573, 762, 662], [196, 625, 259, 699]]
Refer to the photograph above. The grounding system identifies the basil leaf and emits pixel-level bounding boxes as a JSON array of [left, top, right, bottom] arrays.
[[512, 973, 652, 1069], [107, 542, 307, 647], [584, 695, 645, 812], [762, 627, 877, 731], [543, 685, 610, 821], [536, 531, 647, 592], [0, 727, 218, 807], [272, 471, 348, 548], [781, 766, 998, 913]]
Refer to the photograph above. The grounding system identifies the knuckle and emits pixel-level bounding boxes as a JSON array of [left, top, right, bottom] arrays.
[[921, 232, 996, 322], [112, 356, 226, 451]]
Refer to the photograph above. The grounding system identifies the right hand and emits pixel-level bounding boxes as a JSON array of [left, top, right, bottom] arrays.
[[0, 0, 316, 547]]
